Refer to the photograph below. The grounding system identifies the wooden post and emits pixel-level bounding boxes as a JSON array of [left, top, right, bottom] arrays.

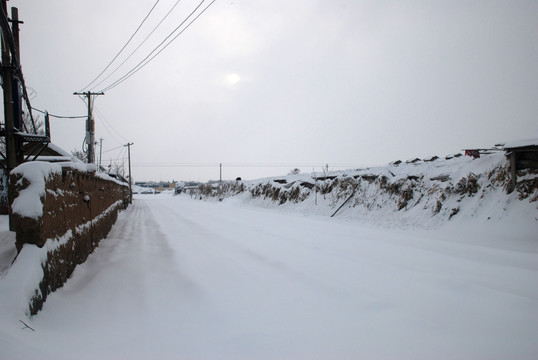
[[509, 152, 517, 193], [125, 142, 133, 204]]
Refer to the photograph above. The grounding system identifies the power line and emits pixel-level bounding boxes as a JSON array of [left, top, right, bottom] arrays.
[[99, 0, 217, 93], [102, 157, 129, 164], [89, 0, 182, 92], [101, 144, 125, 154], [113, 145, 126, 165], [31, 107, 86, 119], [94, 106, 129, 144], [80, 0, 161, 91], [98, 0, 207, 92]]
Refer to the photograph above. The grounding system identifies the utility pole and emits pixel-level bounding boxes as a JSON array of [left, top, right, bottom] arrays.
[[73, 91, 104, 164], [98, 138, 103, 169], [2, 2, 18, 171], [125, 142, 133, 204], [219, 163, 222, 183], [10, 6, 22, 134], [44, 111, 51, 140]]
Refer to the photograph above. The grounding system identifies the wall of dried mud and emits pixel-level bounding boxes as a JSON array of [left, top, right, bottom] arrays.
[[9, 166, 129, 314], [198, 156, 538, 227]]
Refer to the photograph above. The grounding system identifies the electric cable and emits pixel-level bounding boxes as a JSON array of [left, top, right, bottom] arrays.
[[94, 106, 130, 144], [80, 0, 161, 91], [102, 145, 125, 154], [90, 0, 182, 91], [99, 0, 216, 93], [99, 0, 206, 92], [31, 107, 86, 119]]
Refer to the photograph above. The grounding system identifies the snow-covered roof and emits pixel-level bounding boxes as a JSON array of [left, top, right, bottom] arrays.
[[45, 143, 74, 158], [21, 142, 83, 163], [503, 129, 538, 149]]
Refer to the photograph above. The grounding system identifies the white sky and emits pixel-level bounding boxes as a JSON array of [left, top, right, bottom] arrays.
[[9, 0, 538, 182]]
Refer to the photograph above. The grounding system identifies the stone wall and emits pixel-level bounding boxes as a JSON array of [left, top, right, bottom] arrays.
[[9, 165, 129, 314]]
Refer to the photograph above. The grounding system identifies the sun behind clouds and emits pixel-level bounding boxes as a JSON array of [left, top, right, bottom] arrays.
[[224, 73, 241, 86]]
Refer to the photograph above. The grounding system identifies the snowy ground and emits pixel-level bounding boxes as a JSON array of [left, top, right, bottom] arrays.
[[1, 193, 538, 359]]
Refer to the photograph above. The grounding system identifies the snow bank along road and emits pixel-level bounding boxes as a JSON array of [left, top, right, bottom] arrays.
[[3, 194, 538, 359]]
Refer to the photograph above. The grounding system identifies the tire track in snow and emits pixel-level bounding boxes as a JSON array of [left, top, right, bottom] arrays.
[[145, 197, 353, 299], [32, 200, 201, 343]]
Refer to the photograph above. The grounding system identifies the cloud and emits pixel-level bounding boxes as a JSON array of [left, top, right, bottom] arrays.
[[10, 0, 538, 181]]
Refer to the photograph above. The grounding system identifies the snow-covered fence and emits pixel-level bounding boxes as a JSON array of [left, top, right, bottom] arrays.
[[8, 162, 129, 314]]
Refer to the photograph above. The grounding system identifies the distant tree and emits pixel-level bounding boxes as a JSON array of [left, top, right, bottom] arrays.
[[71, 149, 86, 162], [321, 163, 330, 177], [22, 111, 44, 134], [110, 161, 125, 177], [320, 164, 331, 200], [289, 168, 301, 175], [0, 113, 44, 154]]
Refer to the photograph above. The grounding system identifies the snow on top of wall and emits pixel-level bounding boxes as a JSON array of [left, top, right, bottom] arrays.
[[245, 151, 507, 187], [65, 161, 97, 173], [94, 171, 129, 187], [10, 161, 103, 219], [11, 162, 62, 219], [209, 150, 536, 231]]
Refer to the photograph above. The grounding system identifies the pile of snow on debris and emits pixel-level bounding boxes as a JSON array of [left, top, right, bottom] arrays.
[[189, 151, 537, 230]]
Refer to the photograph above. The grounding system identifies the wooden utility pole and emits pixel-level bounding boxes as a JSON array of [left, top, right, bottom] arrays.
[[44, 112, 51, 140], [2, 2, 17, 171], [98, 138, 103, 169], [73, 91, 104, 164], [10, 6, 23, 159], [125, 142, 133, 204], [10, 7, 20, 58]]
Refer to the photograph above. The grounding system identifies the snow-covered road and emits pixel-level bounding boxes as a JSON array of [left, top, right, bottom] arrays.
[[2, 195, 538, 359]]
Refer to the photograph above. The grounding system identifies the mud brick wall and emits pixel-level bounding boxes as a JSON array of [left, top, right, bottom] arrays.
[[9, 166, 129, 314]]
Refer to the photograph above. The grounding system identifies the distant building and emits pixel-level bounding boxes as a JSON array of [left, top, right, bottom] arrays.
[[134, 181, 176, 192]]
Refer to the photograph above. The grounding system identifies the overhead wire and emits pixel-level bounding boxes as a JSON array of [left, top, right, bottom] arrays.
[[94, 106, 129, 144], [90, 0, 183, 92], [105, 145, 125, 165], [112, 146, 127, 171], [101, 144, 125, 154], [98, 0, 217, 93], [80, 0, 161, 91], [31, 107, 86, 119], [98, 0, 207, 92], [97, 120, 123, 146]]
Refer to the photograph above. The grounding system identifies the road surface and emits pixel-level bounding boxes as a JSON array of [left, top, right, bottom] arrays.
[[4, 194, 538, 359]]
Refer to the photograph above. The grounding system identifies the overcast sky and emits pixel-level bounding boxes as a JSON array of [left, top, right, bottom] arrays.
[[9, 0, 538, 182]]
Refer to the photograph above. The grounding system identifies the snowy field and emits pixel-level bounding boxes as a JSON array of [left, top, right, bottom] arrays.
[[1, 193, 538, 359]]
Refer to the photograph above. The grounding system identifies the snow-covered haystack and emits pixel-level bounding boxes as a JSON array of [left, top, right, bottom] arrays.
[[197, 151, 537, 229]]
